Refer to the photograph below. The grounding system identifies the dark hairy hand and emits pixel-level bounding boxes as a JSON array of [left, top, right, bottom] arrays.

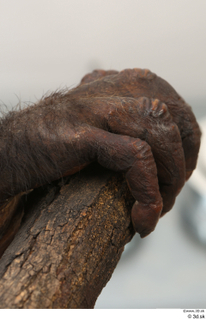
[[69, 68, 201, 236], [0, 68, 201, 250]]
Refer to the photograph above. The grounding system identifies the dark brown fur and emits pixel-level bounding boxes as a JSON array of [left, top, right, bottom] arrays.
[[0, 68, 201, 257]]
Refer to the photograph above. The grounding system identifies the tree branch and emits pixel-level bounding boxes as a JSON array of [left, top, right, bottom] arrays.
[[0, 164, 135, 308]]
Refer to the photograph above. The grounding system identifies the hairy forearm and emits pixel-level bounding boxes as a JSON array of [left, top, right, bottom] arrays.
[[0, 96, 99, 203], [0, 68, 201, 256], [0, 98, 69, 202]]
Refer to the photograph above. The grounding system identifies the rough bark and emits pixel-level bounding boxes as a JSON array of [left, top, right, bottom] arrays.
[[0, 164, 135, 308]]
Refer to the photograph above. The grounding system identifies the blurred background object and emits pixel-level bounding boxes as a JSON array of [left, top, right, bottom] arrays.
[[0, 0, 206, 308], [180, 118, 206, 247]]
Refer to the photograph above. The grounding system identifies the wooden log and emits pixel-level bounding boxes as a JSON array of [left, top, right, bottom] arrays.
[[0, 164, 135, 308]]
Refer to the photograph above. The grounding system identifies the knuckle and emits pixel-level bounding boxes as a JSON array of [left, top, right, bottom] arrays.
[[134, 68, 156, 80], [132, 139, 152, 159], [150, 99, 170, 118], [119, 68, 156, 82], [138, 97, 171, 121]]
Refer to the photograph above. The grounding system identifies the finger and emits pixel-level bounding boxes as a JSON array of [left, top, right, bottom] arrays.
[[115, 68, 201, 177], [106, 96, 186, 213], [140, 98, 186, 214], [71, 68, 201, 177], [53, 124, 163, 237], [139, 71, 201, 179], [89, 128, 163, 237], [73, 95, 186, 213]]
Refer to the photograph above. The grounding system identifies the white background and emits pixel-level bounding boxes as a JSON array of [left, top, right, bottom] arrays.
[[1, 0, 206, 308], [1, 0, 206, 107]]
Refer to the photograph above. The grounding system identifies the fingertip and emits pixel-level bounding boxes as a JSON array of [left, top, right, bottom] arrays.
[[131, 201, 162, 237], [140, 230, 153, 238], [186, 170, 193, 180]]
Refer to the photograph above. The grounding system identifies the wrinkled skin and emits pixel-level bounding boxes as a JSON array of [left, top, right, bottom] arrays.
[[0, 68, 201, 256]]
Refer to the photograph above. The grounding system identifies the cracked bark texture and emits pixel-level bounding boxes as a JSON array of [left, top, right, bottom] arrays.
[[0, 164, 135, 308]]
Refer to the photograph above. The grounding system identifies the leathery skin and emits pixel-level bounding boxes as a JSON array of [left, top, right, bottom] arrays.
[[0, 68, 201, 256]]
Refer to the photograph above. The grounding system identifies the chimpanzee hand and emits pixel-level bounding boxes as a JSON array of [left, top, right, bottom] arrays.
[[68, 68, 201, 235], [0, 68, 201, 247]]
